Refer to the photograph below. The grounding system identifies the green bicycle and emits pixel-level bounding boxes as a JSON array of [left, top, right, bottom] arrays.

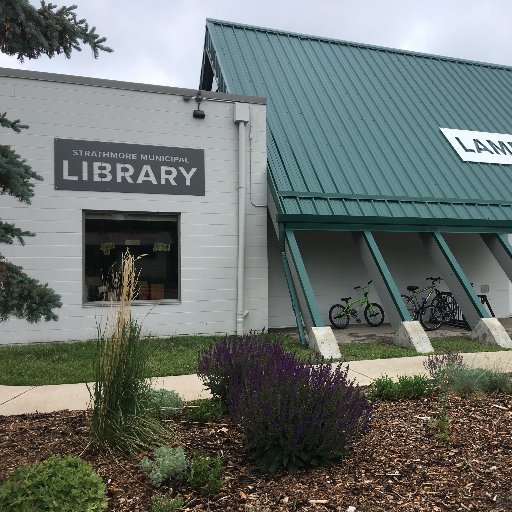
[[329, 281, 385, 329]]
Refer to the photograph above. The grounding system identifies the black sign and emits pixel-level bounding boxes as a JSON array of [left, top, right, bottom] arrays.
[[54, 139, 205, 195]]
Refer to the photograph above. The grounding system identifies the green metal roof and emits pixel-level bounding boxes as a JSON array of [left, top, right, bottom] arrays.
[[201, 19, 512, 230]]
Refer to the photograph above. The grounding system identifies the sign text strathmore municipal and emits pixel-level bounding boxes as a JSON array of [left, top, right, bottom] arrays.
[[54, 139, 205, 195]]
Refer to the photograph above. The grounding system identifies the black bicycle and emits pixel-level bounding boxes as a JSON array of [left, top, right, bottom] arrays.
[[401, 277, 450, 331]]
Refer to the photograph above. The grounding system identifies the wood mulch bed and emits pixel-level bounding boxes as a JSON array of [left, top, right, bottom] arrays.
[[1, 394, 512, 511]]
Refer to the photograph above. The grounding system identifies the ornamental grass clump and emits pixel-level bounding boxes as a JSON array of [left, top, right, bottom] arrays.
[[197, 331, 289, 405], [230, 354, 371, 473], [90, 251, 168, 455]]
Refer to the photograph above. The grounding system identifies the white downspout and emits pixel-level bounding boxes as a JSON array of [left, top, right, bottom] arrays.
[[234, 103, 250, 335]]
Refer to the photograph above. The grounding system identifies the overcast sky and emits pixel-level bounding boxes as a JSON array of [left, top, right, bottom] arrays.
[[1, 0, 512, 89]]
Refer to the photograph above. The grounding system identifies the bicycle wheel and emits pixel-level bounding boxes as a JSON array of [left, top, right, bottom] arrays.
[[401, 294, 416, 320], [329, 304, 350, 329], [419, 304, 443, 331], [364, 303, 384, 327], [431, 294, 453, 323]]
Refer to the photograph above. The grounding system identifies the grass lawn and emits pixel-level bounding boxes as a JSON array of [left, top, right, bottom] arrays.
[[0, 333, 508, 386], [0, 333, 311, 386], [340, 337, 507, 361]]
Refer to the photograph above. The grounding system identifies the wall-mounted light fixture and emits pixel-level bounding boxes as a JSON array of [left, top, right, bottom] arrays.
[[193, 91, 206, 119]]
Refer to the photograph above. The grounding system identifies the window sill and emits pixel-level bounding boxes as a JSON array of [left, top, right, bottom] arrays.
[[82, 299, 181, 307]]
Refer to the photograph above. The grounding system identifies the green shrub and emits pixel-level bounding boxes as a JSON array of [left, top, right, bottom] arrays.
[[442, 366, 512, 396], [0, 455, 107, 512], [368, 375, 434, 400], [487, 370, 512, 394], [432, 394, 451, 443], [141, 446, 188, 487], [187, 452, 225, 495], [367, 376, 397, 400], [148, 389, 183, 419], [184, 399, 225, 423], [397, 375, 435, 399], [151, 494, 184, 512]]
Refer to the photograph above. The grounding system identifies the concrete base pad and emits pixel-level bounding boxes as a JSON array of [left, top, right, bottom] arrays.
[[470, 318, 512, 348], [393, 321, 433, 353], [308, 326, 341, 359]]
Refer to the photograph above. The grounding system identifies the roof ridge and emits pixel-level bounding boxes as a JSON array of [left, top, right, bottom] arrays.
[[206, 18, 512, 73]]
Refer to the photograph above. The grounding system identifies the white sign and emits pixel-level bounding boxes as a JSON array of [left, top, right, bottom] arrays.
[[440, 128, 512, 165]]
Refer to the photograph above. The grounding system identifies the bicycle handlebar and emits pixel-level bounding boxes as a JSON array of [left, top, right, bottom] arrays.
[[426, 276, 442, 282], [354, 280, 372, 290]]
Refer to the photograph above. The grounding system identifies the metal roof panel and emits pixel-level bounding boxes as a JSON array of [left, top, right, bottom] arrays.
[[203, 20, 512, 228]]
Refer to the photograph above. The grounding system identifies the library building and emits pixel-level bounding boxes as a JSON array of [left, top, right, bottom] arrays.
[[2, 19, 512, 356]]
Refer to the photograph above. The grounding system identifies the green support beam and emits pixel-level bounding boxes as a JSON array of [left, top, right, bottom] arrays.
[[353, 231, 412, 328], [279, 250, 308, 347], [420, 232, 488, 328], [284, 229, 324, 328], [363, 231, 412, 322]]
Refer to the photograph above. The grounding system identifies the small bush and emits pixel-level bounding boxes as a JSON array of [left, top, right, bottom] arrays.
[[184, 398, 225, 423], [397, 375, 435, 399], [141, 446, 188, 487], [367, 376, 398, 400], [0, 455, 107, 512], [368, 375, 434, 401], [151, 494, 184, 512], [230, 355, 371, 473], [148, 389, 183, 419], [197, 331, 291, 404], [442, 366, 512, 396], [431, 395, 451, 443], [187, 452, 225, 495]]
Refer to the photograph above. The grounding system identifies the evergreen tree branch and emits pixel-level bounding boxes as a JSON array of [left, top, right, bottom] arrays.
[[0, 144, 43, 203], [0, 0, 111, 324], [0, 220, 34, 246], [0, 112, 29, 133], [0, 0, 113, 61], [0, 260, 62, 322]]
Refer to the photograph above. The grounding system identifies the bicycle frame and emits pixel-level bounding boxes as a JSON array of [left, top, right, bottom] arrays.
[[340, 284, 373, 316], [404, 278, 442, 319], [329, 280, 384, 329]]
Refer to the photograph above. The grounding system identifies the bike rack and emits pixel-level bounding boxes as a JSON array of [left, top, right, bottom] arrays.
[[438, 291, 495, 330]]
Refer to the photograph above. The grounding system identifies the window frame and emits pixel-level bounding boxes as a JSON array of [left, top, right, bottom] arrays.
[[82, 210, 181, 306]]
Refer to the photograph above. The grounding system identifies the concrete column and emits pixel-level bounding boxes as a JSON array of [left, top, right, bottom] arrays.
[[420, 232, 512, 348], [481, 233, 512, 282], [353, 231, 433, 353]]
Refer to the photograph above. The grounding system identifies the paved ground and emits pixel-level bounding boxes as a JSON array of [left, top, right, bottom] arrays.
[[2, 350, 512, 416], [2, 319, 511, 416], [276, 317, 512, 344]]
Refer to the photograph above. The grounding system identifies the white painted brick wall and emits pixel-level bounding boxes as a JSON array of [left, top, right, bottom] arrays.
[[0, 74, 267, 343]]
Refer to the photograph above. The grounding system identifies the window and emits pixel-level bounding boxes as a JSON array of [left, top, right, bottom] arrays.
[[84, 212, 179, 302]]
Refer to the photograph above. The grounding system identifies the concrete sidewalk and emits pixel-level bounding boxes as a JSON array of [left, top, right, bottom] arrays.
[[2, 351, 512, 416]]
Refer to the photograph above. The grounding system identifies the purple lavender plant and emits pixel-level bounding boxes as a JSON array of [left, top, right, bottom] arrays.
[[229, 353, 371, 473], [196, 331, 288, 405], [423, 351, 464, 379]]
